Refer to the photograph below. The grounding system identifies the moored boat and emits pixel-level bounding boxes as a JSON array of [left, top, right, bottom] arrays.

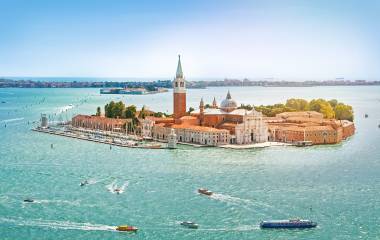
[[116, 225, 138, 232], [294, 141, 313, 147], [260, 219, 317, 229], [198, 188, 213, 196], [180, 221, 199, 229]]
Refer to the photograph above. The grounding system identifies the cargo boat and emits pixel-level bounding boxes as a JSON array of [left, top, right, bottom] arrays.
[[260, 219, 317, 229]]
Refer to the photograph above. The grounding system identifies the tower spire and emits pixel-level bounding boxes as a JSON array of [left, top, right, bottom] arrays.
[[227, 90, 231, 99], [176, 54, 183, 78], [212, 97, 217, 108]]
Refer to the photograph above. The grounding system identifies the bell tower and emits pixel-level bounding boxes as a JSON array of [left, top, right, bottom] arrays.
[[173, 55, 186, 122]]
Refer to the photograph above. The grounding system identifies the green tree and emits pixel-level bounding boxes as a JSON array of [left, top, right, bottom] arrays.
[[125, 105, 137, 119], [104, 101, 115, 118], [286, 98, 309, 111], [309, 99, 335, 118], [334, 103, 354, 121], [104, 101, 125, 118], [188, 107, 195, 113], [320, 104, 335, 119], [153, 112, 164, 117], [238, 104, 253, 110], [328, 99, 338, 108], [96, 106, 101, 116], [138, 106, 146, 119], [204, 104, 211, 109]]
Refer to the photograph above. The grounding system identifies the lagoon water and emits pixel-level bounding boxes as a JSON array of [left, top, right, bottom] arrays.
[[0, 86, 380, 239]]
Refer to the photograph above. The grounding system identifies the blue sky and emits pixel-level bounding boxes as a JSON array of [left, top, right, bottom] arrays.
[[0, 0, 379, 80]]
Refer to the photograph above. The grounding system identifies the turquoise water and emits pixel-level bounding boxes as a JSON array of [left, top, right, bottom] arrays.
[[0, 86, 380, 239]]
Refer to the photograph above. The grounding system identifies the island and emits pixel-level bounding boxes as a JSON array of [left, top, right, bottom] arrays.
[[34, 56, 355, 149]]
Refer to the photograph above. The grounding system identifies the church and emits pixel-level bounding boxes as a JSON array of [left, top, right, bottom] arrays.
[[142, 55, 269, 146]]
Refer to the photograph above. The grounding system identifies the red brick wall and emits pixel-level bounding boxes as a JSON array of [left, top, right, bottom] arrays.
[[173, 93, 186, 121]]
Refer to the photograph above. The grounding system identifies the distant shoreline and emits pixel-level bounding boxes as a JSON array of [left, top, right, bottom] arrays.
[[1, 78, 379, 88]]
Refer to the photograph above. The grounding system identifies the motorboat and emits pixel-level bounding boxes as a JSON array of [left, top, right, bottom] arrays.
[[114, 188, 121, 194], [198, 188, 213, 196], [23, 198, 34, 203], [116, 225, 138, 232], [80, 180, 89, 186], [260, 219, 317, 229], [180, 221, 199, 229]]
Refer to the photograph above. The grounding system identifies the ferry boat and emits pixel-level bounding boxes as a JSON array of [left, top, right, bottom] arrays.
[[198, 188, 213, 196], [180, 221, 199, 229], [116, 225, 138, 232], [260, 219, 317, 229]]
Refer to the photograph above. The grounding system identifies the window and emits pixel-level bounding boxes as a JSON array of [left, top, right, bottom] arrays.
[[175, 82, 178, 87], [180, 82, 184, 87]]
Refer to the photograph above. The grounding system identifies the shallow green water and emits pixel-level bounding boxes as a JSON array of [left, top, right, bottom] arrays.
[[0, 86, 379, 239]]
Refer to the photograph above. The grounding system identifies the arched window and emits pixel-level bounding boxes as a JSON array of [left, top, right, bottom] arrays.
[[175, 82, 178, 87]]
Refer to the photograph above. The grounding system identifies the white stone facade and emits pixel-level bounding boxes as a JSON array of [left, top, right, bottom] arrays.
[[234, 110, 268, 144]]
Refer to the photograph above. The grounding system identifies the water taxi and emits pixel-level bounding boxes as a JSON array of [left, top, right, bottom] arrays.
[[115, 225, 138, 232], [180, 221, 199, 229], [260, 219, 317, 229], [198, 188, 213, 196]]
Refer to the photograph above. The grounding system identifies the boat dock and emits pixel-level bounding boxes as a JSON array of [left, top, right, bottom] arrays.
[[32, 127, 166, 149]]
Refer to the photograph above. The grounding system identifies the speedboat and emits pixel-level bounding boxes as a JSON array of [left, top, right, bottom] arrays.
[[260, 219, 317, 229], [114, 188, 121, 194], [116, 225, 138, 232], [80, 180, 89, 186], [180, 221, 199, 229], [198, 188, 213, 196], [23, 198, 34, 203]]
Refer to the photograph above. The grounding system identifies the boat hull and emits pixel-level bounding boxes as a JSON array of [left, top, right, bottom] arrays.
[[260, 220, 317, 229]]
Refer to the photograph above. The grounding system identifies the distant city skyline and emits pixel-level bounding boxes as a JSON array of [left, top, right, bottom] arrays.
[[1, 0, 379, 80]]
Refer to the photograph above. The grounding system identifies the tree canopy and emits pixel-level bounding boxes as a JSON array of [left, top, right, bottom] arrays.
[[104, 101, 125, 118], [237, 98, 354, 120]]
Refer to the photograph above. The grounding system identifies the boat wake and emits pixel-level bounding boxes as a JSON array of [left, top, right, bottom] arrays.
[[56, 104, 74, 114], [87, 177, 111, 185], [106, 180, 129, 194], [23, 199, 81, 206], [210, 193, 253, 206], [208, 193, 287, 216], [0, 217, 115, 232], [0, 117, 24, 123]]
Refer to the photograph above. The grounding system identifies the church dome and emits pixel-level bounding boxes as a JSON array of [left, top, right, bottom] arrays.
[[220, 91, 238, 112]]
